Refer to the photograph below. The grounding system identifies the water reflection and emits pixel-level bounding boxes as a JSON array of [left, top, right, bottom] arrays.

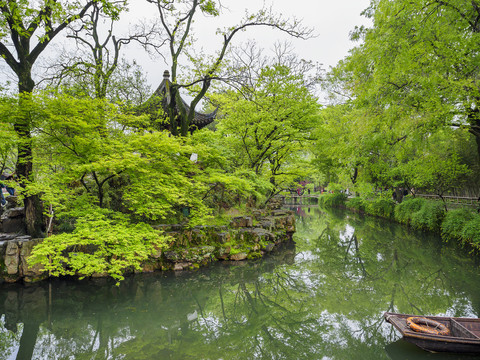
[[1, 207, 480, 359]]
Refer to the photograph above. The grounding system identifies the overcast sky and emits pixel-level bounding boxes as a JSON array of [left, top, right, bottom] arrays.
[[123, 0, 372, 88], [0, 1, 372, 93]]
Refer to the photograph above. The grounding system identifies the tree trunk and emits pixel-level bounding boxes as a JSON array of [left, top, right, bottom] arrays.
[[15, 320, 40, 360], [350, 166, 358, 185], [475, 132, 480, 166], [468, 108, 480, 164], [167, 87, 179, 136], [15, 77, 44, 237]]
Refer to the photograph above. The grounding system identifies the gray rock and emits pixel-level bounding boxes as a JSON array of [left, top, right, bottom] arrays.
[[164, 251, 180, 261], [230, 216, 253, 228], [258, 220, 273, 231], [1, 207, 25, 219], [152, 224, 173, 232], [216, 232, 230, 244], [0, 233, 16, 241], [230, 252, 247, 261], [20, 239, 45, 281], [15, 235, 32, 242], [216, 246, 231, 260], [266, 195, 285, 210], [91, 272, 108, 278], [239, 228, 274, 243], [1, 217, 25, 234], [5, 241, 19, 275], [174, 262, 190, 271], [264, 243, 275, 252], [5, 196, 19, 209], [251, 228, 274, 242]]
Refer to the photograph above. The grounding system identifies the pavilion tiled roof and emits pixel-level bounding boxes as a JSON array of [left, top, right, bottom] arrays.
[[147, 70, 217, 130]]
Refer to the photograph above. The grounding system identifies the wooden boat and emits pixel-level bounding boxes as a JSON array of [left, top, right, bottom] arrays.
[[384, 312, 480, 354]]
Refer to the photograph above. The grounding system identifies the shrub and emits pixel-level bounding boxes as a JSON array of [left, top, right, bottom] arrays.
[[346, 197, 365, 212], [461, 215, 480, 249], [410, 201, 445, 233], [441, 208, 475, 242], [364, 198, 396, 219], [29, 208, 169, 283], [394, 197, 426, 225], [319, 192, 347, 208]]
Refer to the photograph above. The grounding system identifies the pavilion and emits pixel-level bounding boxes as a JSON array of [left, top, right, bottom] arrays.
[[139, 70, 217, 133]]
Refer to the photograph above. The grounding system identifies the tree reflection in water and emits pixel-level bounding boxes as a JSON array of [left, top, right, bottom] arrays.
[[1, 207, 480, 359]]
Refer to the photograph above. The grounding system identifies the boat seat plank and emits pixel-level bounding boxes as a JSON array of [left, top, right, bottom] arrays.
[[451, 319, 480, 340], [456, 319, 480, 339]]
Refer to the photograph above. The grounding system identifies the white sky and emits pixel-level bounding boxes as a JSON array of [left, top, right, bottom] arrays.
[[122, 0, 372, 88], [0, 1, 372, 93]]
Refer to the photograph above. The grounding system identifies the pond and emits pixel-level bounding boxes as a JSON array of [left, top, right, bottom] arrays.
[[1, 207, 480, 359]]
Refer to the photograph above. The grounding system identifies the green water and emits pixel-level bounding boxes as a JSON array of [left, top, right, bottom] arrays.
[[1, 207, 480, 360]]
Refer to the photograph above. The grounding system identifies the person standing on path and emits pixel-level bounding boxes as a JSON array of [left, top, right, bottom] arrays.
[[1, 173, 15, 207]]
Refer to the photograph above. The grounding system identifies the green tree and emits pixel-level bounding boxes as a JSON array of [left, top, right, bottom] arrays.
[[147, 0, 313, 136], [316, 0, 480, 196], [0, 101, 17, 175], [213, 65, 320, 200], [403, 134, 471, 208], [0, 0, 124, 236], [348, 0, 480, 161], [6, 91, 264, 280]]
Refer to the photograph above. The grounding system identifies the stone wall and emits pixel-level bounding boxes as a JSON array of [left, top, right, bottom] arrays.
[[149, 209, 295, 272], [0, 235, 46, 283], [1, 195, 25, 234], [0, 195, 46, 283], [0, 209, 295, 284]]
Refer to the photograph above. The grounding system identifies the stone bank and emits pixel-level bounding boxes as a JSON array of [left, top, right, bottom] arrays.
[[0, 204, 295, 283]]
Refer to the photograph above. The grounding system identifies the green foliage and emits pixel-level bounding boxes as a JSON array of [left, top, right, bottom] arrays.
[[394, 197, 426, 225], [315, 0, 480, 197], [346, 197, 365, 212], [8, 92, 259, 230], [461, 216, 480, 249], [342, 194, 480, 250], [28, 206, 169, 283], [407, 147, 471, 196], [213, 64, 320, 198], [190, 129, 272, 211], [199, 0, 219, 15], [410, 201, 445, 233], [441, 209, 475, 242], [0, 119, 17, 174], [0, 91, 272, 282], [0, 0, 318, 282], [363, 198, 395, 219], [345, 196, 395, 218], [319, 192, 347, 208]]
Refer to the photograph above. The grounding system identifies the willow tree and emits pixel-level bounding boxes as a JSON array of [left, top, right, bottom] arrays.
[[0, 0, 124, 236], [146, 0, 313, 136], [316, 0, 480, 194], [347, 0, 480, 161]]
